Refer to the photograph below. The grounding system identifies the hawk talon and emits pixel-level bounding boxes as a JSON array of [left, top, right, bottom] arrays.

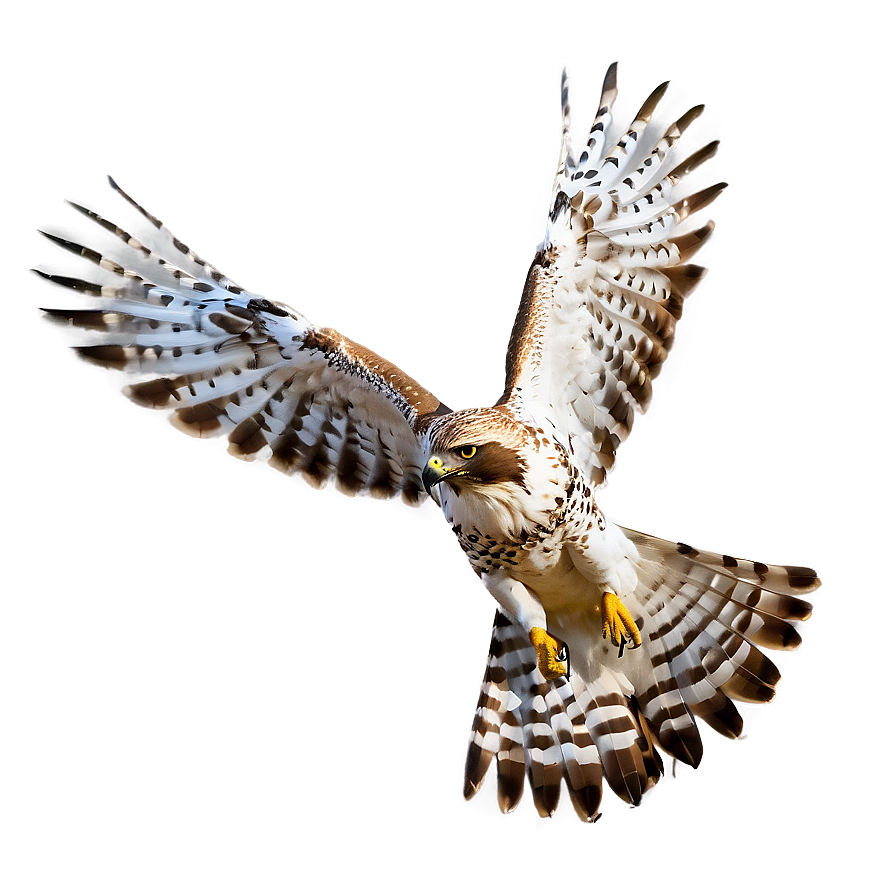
[[599, 590, 642, 652], [529, 626, 570, 680], [556, 642, 569, 673], [31, 68, 821, 827]]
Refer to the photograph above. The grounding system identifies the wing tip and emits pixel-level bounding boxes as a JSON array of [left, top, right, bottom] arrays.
[[603, 60, 618, 91], [631, 78, 671, 123]]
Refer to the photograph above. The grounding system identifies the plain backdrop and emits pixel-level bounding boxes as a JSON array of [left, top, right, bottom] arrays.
[[2, 1, 892, 893]]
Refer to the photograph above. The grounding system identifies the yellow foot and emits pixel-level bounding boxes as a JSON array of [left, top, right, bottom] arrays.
[[528, 627, 569, 680], [600, 591, 642, 655]]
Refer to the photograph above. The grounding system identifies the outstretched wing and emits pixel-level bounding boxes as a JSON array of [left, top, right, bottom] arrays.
[[500, 64, 725, 485], [38, 178, 450, 504]]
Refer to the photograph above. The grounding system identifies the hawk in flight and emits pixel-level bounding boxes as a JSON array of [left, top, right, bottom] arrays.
[[38, 64, 818, 822]]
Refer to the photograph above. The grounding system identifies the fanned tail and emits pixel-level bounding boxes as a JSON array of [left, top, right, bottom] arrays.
[[464, 536, 818, 821], [464, 612, 607, 822], [623, 530, 817, 743]]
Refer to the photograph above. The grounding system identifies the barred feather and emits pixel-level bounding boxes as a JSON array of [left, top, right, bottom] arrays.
[[465, 612, 606, 822], [503, 63, 725, 486], [39, 179, 450, 503], [465, 538, 817, 820], [37, 66, 817, 827]]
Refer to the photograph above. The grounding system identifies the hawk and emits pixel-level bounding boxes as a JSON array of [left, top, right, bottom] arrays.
[[37, 63, 818, 822]]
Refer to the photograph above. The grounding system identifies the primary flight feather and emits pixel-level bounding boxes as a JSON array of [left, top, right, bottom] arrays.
[[37, 63, 819, 822]]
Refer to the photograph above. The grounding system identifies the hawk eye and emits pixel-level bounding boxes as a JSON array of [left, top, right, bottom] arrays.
[[457, 445, 477, 460]]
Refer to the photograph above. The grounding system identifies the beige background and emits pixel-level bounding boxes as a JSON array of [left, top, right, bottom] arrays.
[[2, 1, 889, 893]]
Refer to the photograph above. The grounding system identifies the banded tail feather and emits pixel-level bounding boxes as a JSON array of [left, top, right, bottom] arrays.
[[35, 65, 819, 826], [464, 533, 817, 820]]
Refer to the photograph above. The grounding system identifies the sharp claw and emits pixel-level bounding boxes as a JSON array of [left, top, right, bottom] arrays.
[[529, 627, 569, 680], [600, 591, 642, 657], [557, 644, 570, 678]]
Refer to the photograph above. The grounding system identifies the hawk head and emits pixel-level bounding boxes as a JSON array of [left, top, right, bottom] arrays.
[[422, 407, 568, 539], [423, 408, 528, 495]]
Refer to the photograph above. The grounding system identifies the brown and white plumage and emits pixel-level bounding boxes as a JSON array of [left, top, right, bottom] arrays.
[[505, 63, 723, 485], [39, 178, 450, 504], [37, 64, 818, 822], [464, 539, 815, 820]]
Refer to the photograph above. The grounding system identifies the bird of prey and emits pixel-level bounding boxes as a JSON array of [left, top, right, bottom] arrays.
[[37, 63, 819, 822]]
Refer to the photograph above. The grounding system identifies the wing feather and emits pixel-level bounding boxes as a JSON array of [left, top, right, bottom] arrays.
[[38, 179, 450, 504], [502, 65, 725, 485]]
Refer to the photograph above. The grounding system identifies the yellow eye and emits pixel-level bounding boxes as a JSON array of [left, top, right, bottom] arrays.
[[457, 445, 477, 460]]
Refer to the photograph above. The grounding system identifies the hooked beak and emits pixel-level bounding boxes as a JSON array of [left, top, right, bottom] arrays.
[[422, 456, 463, 496]]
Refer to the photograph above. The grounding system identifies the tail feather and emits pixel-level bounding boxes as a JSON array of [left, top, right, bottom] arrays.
[[638, 624, 709, 758], [520, 688, 565, 818], [463, 615, 522, 804], [639, 678, 703, 767], [688, 688, 745, 739], [631, 698, 665, 784], [465, 612, 608, 819], [462, 682, 502, 801], [495, 716, 526, 815], [547, 683, 603, 822], [463, 532, 819, 820], [574, 673, 651, 807], [463, 632, 527, 813]]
